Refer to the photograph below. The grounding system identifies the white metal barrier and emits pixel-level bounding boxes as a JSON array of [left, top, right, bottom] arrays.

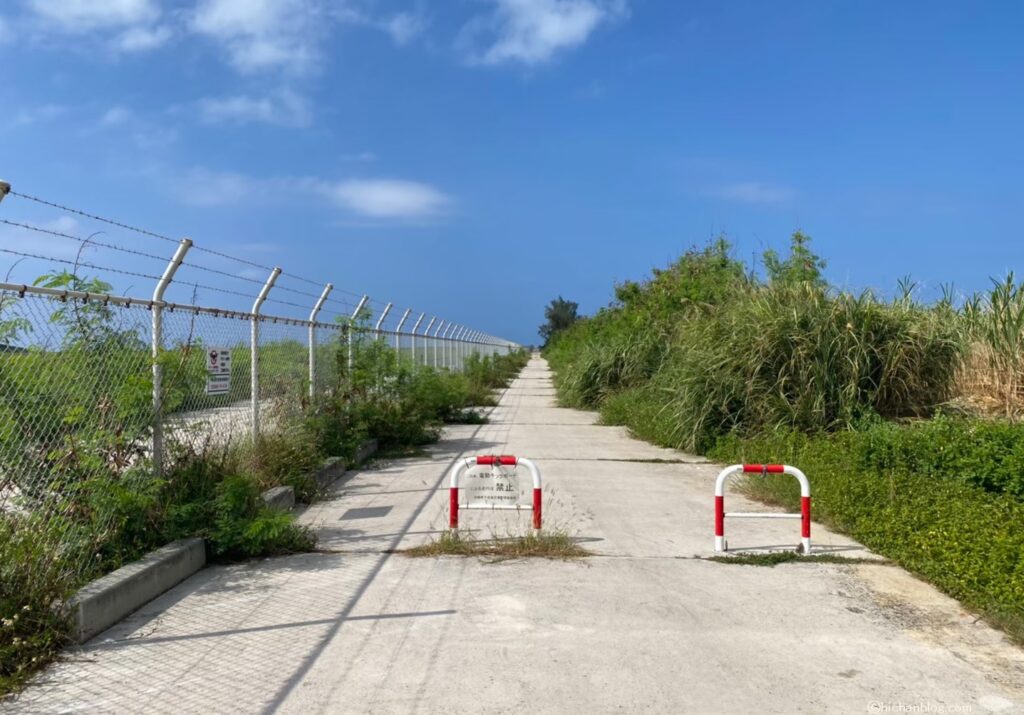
[[449, 455, 542, 530], [714, 464, 811, 553]]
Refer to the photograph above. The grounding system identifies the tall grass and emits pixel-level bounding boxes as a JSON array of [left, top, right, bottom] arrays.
[[959, 273, 1024, 417], [547, 235, 966, 451]]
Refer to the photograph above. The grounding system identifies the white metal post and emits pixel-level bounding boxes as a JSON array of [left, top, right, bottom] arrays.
[[308, 283, 333, 400], [443, 324, 456, 369], [151, 238, 192, 475], [410, 312, 425, 369], [454, 326, 464, 369], [433, 320, 446, 369], [395, 308, 411, 354], [348, 294, 369, 374], [374, 302, 393, 342], [422, 316, 436, 368], [251, 267, 281, 442], [456, 327, 468, 371]]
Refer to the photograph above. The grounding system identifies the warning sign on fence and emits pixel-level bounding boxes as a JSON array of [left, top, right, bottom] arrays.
[[205, 347, 232, 396]]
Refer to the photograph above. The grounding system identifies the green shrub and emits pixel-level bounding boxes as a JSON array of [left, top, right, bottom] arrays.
[[208, 475, 315, 559], [709, 425, 1024, 640]]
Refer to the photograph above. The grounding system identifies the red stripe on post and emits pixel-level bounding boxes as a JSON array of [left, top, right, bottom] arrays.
[[801, 496, 811, 538], [449, 487, 459, 529], [476, 456, 494, 465], [498, 455, 517, 466], [742, 464, 785, 473], [715, 495, 724, 536], [532, 487, 542, 529]]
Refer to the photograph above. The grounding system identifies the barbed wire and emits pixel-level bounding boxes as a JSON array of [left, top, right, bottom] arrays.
[[0, 247, 163, 282], [3, 188, 492, 337], [0, 218, 361, 309], [0, 218, 172, 264], [9, 190, 180, 245]]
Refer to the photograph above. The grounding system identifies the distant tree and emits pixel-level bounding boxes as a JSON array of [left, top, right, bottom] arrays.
[[762, 231, 827, 287], [539, 296, 580, 345]]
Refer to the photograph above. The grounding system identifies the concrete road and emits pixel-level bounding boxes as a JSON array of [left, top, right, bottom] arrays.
[[6, 357, 1023, 714]]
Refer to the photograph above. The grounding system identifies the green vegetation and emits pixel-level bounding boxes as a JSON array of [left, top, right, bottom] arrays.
[[545, 232, 1024, 642], [0, 281, 527, 694], [403, 529, 589, 561], [704, 551, 882, 567]]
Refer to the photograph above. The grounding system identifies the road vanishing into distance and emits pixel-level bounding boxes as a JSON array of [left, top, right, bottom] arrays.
[[7, 357, 1024, 714]]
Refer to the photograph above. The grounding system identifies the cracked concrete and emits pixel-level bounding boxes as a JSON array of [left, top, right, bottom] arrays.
[[5, 356, 1023, 714]]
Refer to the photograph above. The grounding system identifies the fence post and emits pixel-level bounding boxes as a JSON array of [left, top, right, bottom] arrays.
[[308, 283, 333, 401], [410, 312, 425, 369], [423, 317, 436, 368], [374, 302, 393, 341], [348, 294, 369, 374], [151, 238, 192, 476], [456, 327, 468, 371], [433, 320, 446, 369], [395, 308, 412, 355], [442, 323, 455, 369], [251, 267, 281, 442]]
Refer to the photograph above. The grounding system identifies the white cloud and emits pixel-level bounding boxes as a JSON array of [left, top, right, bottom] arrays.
[[191, 0, 326, 75], [197, 90, 312, 127], [93, 105, 177, 148], [711, 182, 797, 205], [383, 12, 427, 46], [115, 24, 171, 52], [172, 168, 451, 221], [462, 0, 628, 66], [0, 215, 90, 261], [25, 0, 158, 32], [318, 179, 451, 219], [175, 168, 256, 207], [100, 106, 133, 126], [23, 0, 168, 53], [13, 104, 67, 126]]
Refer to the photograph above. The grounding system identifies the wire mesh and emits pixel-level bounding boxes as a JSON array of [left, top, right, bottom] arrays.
[[0, 186, 518, 598], [0, 289, 155, 581]]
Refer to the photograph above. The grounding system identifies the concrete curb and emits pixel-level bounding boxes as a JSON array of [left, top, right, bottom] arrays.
[[313, 456, 348, 491], [262, 485, 295, 511], [355, 438, 378, 464], [64, 441, 379, 644], [66, 538, 205, 644], [312, 440, 378, 492]]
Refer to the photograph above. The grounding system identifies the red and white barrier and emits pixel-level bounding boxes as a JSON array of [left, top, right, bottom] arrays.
[[449, 455, 542, 530], [714, 464, 811, 554]]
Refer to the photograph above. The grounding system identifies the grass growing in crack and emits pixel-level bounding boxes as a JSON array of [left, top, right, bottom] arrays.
[[705, 552, 886, 567], [403, 530, 590, 561]]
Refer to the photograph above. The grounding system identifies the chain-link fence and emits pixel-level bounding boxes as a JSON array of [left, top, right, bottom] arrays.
[[0, 279, 515, 584]]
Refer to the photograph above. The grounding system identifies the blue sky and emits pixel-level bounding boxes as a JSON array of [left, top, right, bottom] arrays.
[[0, 0, 1021, 344]]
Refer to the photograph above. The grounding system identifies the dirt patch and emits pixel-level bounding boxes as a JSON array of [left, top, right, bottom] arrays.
[[851, 563, 1024, 698]]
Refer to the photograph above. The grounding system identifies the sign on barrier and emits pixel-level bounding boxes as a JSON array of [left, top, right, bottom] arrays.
[[714, 464, 811, 554], [449, 455, 542, 530]]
